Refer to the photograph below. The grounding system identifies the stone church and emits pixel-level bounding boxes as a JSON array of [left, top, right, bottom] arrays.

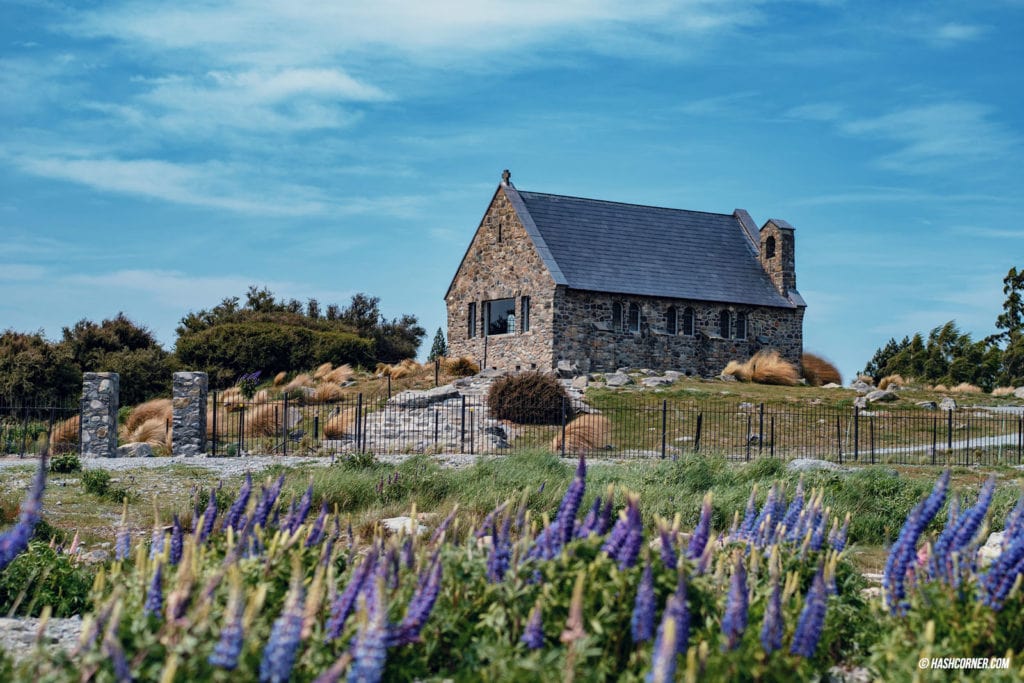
[[445, 171, 806, 375]]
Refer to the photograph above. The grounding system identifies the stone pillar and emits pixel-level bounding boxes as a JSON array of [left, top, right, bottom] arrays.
[[172, 372, 208, 456], [81, 372, 119, 458]]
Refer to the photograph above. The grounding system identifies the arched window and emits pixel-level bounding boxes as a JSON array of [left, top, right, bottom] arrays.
[[735, 311, 747, 340], [612, 302, 623, 331], [682, 307, 695, 336], [719, 310, 731, 338], [765, 235, 776, 259], [666, 306, 677, 335], [628, 303, 640, 333]]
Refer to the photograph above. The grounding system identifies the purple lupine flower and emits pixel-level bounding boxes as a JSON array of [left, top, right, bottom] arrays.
[[290, 485, 314, 533], [696, 534, 716, 576], [384, 544, 400, 590], [809, 508, 829, 552], [260, 584, 306, 683], [169, 514, 183, 565], [760, 575, 783, 654], [737, 487, 758, 540], [209, 590, 245, 670], [670, 567, 691, 655], [687, 494, 712, 560], [646, 594, 680, 683], [114, 524, 131, 562], [521, 601, 545, 649], [947, 476, 996, 557], [553, 455, 587, 547], [601, 511, 630, 559], [771, 483, 788, 533], [475, 501, 509, 539], [0, 455, 47, 570], [1005, 494, 1024, 540], [782, 477, 805, 537], [348, 579, 389, 683], [102, 613, 132, 683], [390, 552, 443, 646], [224, 472, 252, 533], [983, 533, 1024, 609], [429, 507, 458, 546], [883, 470, 949, 613], [829, 513, 851, 553], [401, 536, 414, 570], [144, 562, 163, 618], [597, 492, 615, 536], [612, 497, 643, 570], [487, 515, 512, 583], [306, 503, 329, 548], [790, 565, 829, 658], [325, 550, 378, 641], [657, 518, 677, 570], [199, 488, 218, 544], [253, 475, 286, 529], [721, 555, 748, 651], [575, 496, 602, 539], [631, 556, 656, 643]]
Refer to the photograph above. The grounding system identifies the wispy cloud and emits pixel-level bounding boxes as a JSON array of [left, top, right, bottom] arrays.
[[931, 22, 986, 45], [784, 102, 845, 122], [841, 101, 1019, 171], [948, 225, 1024, 239], [0, 264, 46, 281]]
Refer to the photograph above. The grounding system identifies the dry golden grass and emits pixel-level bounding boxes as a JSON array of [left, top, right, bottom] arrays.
[[49, 415, 80, 453], [219, 387, 242, 405], [313, 362, 333, 380], [206, 407, 227, 438], [284, 373, 313, 393], [125, 398, 172, 433], [245, 404, 285, 437], [324, 364, 354, 384], [399, 358, 420, 371], [323, 408, 357, 438], [273, 371, 287, 387], [551, 415, 611, 452], [312, 383, 344, 403], [951, 382, 982, 394], [128, 417, 171, 448], [992, 386, 1017, 397], [443, 356, 479, 378], [856, 375, 875, 386], [878, 374, 908, 391], [722, 351, 799, 386], [253, 389, 272, 403], [801, 353, 841, 386], [933, 384, 949, 393]]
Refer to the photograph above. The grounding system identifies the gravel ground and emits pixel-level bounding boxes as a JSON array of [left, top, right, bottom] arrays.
[[0, 616, 81, 663], [0, 452, 484, 474]]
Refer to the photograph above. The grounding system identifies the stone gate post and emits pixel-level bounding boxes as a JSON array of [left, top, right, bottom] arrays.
[[81, 372, 119, 458], [172, 371, 208, 456]]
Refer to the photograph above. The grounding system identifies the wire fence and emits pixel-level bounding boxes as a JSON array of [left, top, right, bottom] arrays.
[[0, 397, 82, 457], [204, 390, 1024, 467]]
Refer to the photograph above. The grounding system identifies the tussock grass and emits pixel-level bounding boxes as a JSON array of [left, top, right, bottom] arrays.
[[444, 356, 479, 378], [283, 373, 313, 393], [219, 387, 242, 405], [878, 374, 908, 391], [856, 375, 875, 386], [49, 415, 80, 453], [801, 353, 842, 386], [951, 382, 982, 394], [324, 363, 353, 384], [722, 350, 799, 386], [313, 362, 334, 380], [273, 371, 287, 387], [551, 415, 611, 452], [253, 389, 271, 403], [312, 383, 344, 403], [127, 417, 171, 448], [124, 398, 172, 433], [993, 386, 1017, 397], [932, 384, 949, 392], [322, 408, 357, 438]]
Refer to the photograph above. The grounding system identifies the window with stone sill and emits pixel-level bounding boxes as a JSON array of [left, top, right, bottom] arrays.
[[719, 309, 731, 338], [468, 302, 477, 339], [735, 312, 747, 340], [521, 296, 530, 332], [612, 302, 623, 331], [666, 306, 678, 335], [682, 307, 695, 336], [485, 298, 516, 335], [628, 303, 640, 334]]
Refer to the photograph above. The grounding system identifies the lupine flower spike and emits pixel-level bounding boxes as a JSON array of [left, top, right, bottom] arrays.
[[790, 564, 829, 658], [687, 493, 712, 560], [144, 561, 164, 618], [631, 554, 656, 643], [209, 570, 246, 670], [721, 553, 748, 651], [521, 600, 545, 650], [114, 501, 131, 562], [0, 451, 47, 570], [347, 578, 389, 683], [647, 596, 679, 683], [259, 557, 307, 683]]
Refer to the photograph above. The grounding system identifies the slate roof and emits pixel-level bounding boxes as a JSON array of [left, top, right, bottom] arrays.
[[508, 187, 797, 309]]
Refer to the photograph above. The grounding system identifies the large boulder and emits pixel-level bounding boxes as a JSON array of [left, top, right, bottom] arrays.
[[605, 373, 633, 387], [785, 458, 848, 473], [916, 401, 938, 410], [1015, 387, 1024, 399], [850, 380, 873, 393], [641, 376, 673, 388], [116, 442, 154, 458], [865, 389, 898, 403], [389, 385, 461, 408], [940, 397, 958, 411]]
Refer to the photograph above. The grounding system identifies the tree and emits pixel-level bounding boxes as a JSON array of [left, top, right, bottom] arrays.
[[0, 331, 79, 403], [996, 267, 1024, 385], [428, 327, 448, 362]]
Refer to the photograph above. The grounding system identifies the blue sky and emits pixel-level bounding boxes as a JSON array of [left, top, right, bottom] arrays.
[[2, 0, 1022, 382]]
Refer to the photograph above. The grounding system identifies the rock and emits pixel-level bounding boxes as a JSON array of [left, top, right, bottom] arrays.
[[738, 402, 755, 411], [116, 442, 155, 458], [571, 375, 589, 390], [853, 397, 867, 409], [556, 360, 579, 378], [916, 401, 938, 410], [640, 376, 673, 387], [785, 458, 847, 473], [1015, 387, 1024, 399], [80, 549, 110, 564], [850, 380, 872, 393], [380, 516, 427, 536], [605, 373, 633, 387], [822, 382, 841, 388], [663, 371, 682, 380], [718, 373, 738, 382], [978, 531, 1005, 568], [865, 389, 897, 403], [484, 425, 507, 439], [940, 397, 957, 411], [388, 385, 461, 409]]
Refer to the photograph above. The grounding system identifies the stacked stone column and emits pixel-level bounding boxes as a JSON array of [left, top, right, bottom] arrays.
[[81, 372, 119, 458], [172, 372, 208, 456]]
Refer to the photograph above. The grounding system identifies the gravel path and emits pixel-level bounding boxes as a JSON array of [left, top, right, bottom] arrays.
[[0, 617, 81, 663]]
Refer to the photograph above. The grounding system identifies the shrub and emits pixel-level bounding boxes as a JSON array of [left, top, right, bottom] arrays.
[[81, 469, 133, 503], [722, 350, 799, 386], [551, 414, 611, 453], [49, 452, 81, 473], [313, 362, 333, 380], [444, 356, 479, 378], [951, 382, 982, 394], [488, 372, 572, 425], [878, 374, 908, 390], [0, 330, 80, 404], [992, 386, 1016, 397], [273, 371, 287, 386], [801, 352, 842, 386], [0, 542, 93, 617], [311, 383, 344, 403]]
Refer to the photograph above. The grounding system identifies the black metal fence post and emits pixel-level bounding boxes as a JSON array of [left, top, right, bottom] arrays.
[[434, 410, 439, 448], [20, 405, 28, 458], [947, 409, 953, 453], [853, 406, 859, 461], [387, 375, 392, 399], [314, 414, 320, 441], [694, 413, 703, 453], [931, 416, 937, 466], [460, 395, 466, 454], [239, 407, 246, 455], [745, 414, 752, 462], [758, 403, 764, 456], [770, 417, 775, 458], [561, 397, 567, 458], [282, 392, 289, 456], [869, 417, 875, 465], [661, 400, 667, 460], [356, 393, 363, 453], [212, 391, 218, 457], [435, 359, 440, 387], [836, 415, 842, 465]]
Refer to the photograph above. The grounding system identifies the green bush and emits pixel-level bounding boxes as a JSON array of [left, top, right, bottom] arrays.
[[0, 542, 94, 617], [81, 469, 133, 503], [49, 453, 81, 473], [487, 371, 572, 425]]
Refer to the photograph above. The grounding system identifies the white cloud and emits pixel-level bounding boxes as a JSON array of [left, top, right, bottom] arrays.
[[933, 22, 985, 44], [840, 102, 1019, 171]]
